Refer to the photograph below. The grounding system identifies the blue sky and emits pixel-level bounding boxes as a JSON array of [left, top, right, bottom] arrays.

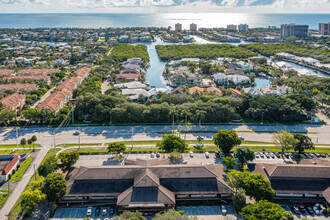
[[0, 0, 329, 13]]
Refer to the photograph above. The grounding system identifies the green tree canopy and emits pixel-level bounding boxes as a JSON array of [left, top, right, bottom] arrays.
[[58, 152, 79, 173], [226, 170, 275, 202], [153, 210, 197, 220], [21, 178, 46, 215], [287, 94, 316, 111], [241, 200, 293, 220], [293, 133, 314, 154], [107, 142, 126, 155], [213, 130, 241, 155], [157, 134, 188, 153], [234, 147, 255, 166], [222, 156, 237, 172], [42, 173, 67, 203], [21, 188, 46, 215], [0, 108, 16, 123], [273, 131, 297, 154], [38, 157, 58, 177], [233, 190, 246, 212], [114, 211, 146, 220]]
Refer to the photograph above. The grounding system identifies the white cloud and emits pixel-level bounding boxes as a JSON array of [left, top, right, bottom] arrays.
[[0, 0, 329, 12], [0, 0, 48, 4]]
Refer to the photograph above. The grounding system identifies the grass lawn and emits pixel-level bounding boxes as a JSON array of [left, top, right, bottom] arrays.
[[158, 130, 317, 134], [58, 143, 102, 148], [0, 150, 13, 154], [0, 144, 41, 149], [9, 157, 34, 183], [0, 190, 12, 208], [8, 148, 59, 220]]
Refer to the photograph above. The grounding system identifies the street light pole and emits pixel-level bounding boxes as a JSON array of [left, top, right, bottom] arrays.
[[16, 127, 18, 151], [33, 164, 37, 180], [54, 134, 56, 156], [131, 127, 134, 150], [78, 127, 81, 150]]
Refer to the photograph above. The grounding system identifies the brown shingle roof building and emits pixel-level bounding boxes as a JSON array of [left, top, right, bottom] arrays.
[[62, 163, 234, 212], [249, 163, 330, 205]]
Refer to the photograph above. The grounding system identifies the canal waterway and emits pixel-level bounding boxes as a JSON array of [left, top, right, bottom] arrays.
[[136, 36, 328, 90]]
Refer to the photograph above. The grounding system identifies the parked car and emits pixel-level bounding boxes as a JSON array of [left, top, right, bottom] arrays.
[[259, 152, 264, 158], [215, 151, 220, 158], [205, 152, 210, 158], [156, 152, 160, 158], [239, 136, 244, 141], [95, 207, 100, 216], [275, 152, 280, 158], [73, 131, 80, 135], [189, 151, 194, 157], [255, 152, 260, 158], [109, 207, 114, 215], [221, 205, 227, 215], [298, 205, 305, 213], [307, 205, 314, 214], [284, 153, 289, 159], [150, 152, 154, 158], [265, 153, 270, 158], [289, 153, 294, 159], [315, 153, 321, 158], [291, 206, 300, 214], [86, 207, 93, 216], [270, 153, 275, 159], [102, 208, 107, 216], [320, 153, 326, 158]]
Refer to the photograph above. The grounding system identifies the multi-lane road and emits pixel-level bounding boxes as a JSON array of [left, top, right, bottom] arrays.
[[1, 124, 330, 145], [0, 123, 329, 219]]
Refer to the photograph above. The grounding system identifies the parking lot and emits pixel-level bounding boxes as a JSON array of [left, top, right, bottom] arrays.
[[176, 205, 237, 220], [53, 206, 116, 219], [281, 205, 329, 220]]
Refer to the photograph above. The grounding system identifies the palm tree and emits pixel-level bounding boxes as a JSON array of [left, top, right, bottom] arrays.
[[195, 110, 206, 127], [181, 109, 191, 140], [169, 108, 178, 133], [181, 110, 191, 126]]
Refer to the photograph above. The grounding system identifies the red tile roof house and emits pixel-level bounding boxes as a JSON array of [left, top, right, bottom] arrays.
[[73, 67, 91, 79], [17, 68, 60, 76], [0, 69, 15, 77], [230, 88, 243, 97], [0, 83, 38, 93], [3, 75, 52, 86], [0, 155, 19, 182], [37, 91, 71, 112], [115, 73, 141, 83], [57, 77, 80, 92], [0, 93, 26, 111]]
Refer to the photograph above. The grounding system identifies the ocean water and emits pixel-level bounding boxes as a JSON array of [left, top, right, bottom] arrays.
[[0, 13, 329, 29]]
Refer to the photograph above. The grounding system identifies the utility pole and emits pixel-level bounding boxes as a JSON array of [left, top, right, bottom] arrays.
[[71, 107, 74, 124], [54, 134, 56, 156], [33, 164, 37, 180], [131, 127, 134, 150], [78, 127, 81, 150], [16, 127, 18, 151]]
